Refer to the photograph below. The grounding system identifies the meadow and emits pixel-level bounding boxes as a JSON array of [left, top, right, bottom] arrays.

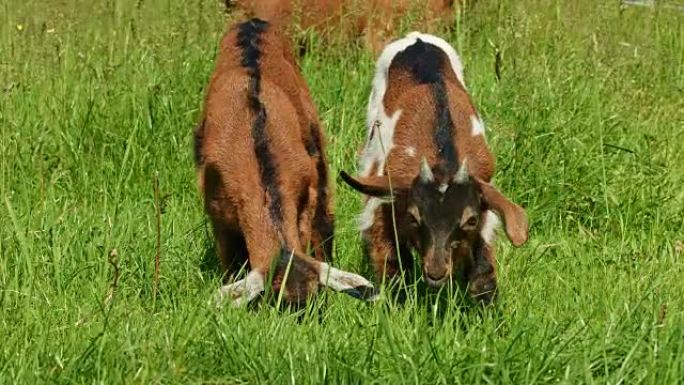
[[1, 0, 684, 383]]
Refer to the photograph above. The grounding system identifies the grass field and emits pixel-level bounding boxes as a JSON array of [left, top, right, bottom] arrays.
[[2, 0, 684, 383]]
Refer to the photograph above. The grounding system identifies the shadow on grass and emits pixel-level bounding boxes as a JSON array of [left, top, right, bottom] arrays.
[[199, 243, 222, 277], [373, 267, 504, 328], [196, 221, 222, 278]]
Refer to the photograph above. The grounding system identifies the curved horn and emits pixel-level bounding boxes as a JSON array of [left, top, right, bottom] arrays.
[[420, 157, 434, 183], [454, 158, 469, 184]]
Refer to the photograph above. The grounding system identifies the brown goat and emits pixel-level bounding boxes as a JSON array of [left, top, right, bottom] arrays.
[[340, 32, 528, 304], [195, 18, 375, 306], [226, 0, 457, 54]]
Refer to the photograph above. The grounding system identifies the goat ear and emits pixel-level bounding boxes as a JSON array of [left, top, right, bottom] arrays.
[[475, 178, 528, 247], [339, 171, 410, 198]]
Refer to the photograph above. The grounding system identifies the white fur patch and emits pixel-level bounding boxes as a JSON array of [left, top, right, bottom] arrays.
[[319, 263, 374, 290], [404, 146, 416, 157], [480, 210, 501, 245], [470, 115, 486, 136], [438, 183, 449, 193], [359, 110, 402, 177], [318, 262, 378, 301], [215, 270, 264, 308]]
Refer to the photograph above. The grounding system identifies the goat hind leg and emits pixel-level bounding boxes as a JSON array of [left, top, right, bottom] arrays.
[[212, 221, 248, 281], [311, 199, 334, 262]]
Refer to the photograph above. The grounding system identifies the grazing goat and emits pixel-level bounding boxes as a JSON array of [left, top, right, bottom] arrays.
[[340, 32, 528, 304], [226, 0, 457, 54], [194, 18, 375, 306]]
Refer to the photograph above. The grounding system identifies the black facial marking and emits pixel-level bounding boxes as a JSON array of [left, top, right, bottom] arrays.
[[390, 39, 459, 170], [236, 19, 285, 232], [408, 167, 482, 284]]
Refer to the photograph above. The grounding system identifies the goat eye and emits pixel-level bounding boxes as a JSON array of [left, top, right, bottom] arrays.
[[407, 207, 421, 226], [409, 215, 420, 227], [463, 216, 479, 229]]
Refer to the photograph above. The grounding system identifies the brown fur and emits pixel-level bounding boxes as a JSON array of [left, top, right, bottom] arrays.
[[195, 19, 334, 305], [228, 0, 458, 54], [341, 37, 528, 304], [381, 80, 495, 181]]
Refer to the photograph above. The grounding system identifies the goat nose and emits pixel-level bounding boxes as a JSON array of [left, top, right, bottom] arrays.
[[426, 271, 445, 282], [424, 265, 448, 286], [424, 271, 447, 289]]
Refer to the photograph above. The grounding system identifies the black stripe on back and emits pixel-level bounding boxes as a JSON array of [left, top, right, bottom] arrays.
[[236, 19, 285, 233], [390, 39, 459, 170], [431, 79, 457, 168]]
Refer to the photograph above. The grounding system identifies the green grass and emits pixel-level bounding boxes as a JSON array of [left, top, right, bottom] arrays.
[[2, 0, 684, 383]]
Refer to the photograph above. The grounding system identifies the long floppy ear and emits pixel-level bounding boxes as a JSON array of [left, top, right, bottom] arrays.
[[475, 178, 529, 247], [339, 171, 411, 198]]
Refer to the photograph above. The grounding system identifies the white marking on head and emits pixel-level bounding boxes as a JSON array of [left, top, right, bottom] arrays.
[[318, 262, 378, 301], [359, 197, 382, 231], [454, 158, 469, 184], [438, 183, 449, 194], [214, 270, 264, 308], [404, 146, 416, 157], [470, 115, 486, 136], [480, 210, 501, 245]]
